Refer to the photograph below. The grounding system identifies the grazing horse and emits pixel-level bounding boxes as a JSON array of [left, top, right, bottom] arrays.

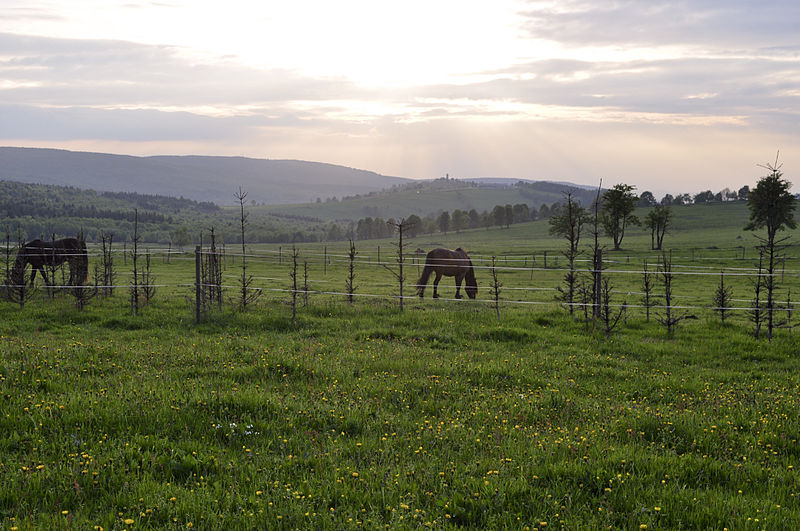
[[416, 247, 478, 299], [11, 237, 89, 287]]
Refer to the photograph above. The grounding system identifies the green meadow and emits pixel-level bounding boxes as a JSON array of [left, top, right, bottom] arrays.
[[1, 201, 799, 529]]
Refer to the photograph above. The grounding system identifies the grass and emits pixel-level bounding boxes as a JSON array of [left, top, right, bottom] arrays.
[[1, 202, 800, 529]]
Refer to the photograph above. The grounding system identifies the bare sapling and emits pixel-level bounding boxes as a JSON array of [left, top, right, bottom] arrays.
[[641, 258, 657, 322], [141, 248, 156, 305], [129, 209, 140, 315], [712, 271, 733, 324], [234, 187, 261, 310], [100, 232, 115, 297], [489, 256, 502, 321], [655, 250, 687, 337], [289, 245, 299, 320], [69, 230, 96, 310], [346, 239, 357, 305], [599, 278, 626, 338], [383, 218, 414, 311]]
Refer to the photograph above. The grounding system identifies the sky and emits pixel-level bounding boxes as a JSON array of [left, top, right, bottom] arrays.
[[1, 0, 799, 195]]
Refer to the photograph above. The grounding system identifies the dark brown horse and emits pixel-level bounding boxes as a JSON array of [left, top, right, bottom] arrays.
[[416, 247, 477, 299], [11, 237, 89, 287]]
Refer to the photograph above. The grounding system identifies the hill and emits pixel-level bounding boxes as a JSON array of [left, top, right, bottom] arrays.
[[257, 177, 600, 222], [0, 147, 409, 206]]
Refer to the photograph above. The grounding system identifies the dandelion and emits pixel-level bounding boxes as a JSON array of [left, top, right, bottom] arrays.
[[124, 519, 134, 525], [62, 510, 69, 515]]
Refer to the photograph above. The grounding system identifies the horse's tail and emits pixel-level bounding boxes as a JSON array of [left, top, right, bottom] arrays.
[[10, 246, 27, 286], [417, 264, 434, 297]]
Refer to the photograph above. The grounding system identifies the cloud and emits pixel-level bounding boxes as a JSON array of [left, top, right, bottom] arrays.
[[0, 104, 258, 142], [0, 32, 360, 109], [1, 3, 799, 191], [518, 0, 800, 49], [0, 6, 63, 23]]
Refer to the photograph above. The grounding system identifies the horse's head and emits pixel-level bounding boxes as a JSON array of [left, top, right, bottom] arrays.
[[465, 264, 478, 299], [465, 283, 478, 299]]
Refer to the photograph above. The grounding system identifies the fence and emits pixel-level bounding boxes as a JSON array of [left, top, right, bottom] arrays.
[[2, 241, 799, 333]]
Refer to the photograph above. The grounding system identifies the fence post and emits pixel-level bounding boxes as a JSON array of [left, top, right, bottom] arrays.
[[195, 245, 201, 324]]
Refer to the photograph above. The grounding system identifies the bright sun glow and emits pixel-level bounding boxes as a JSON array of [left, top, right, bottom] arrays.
[[8, 0, 534, 87]]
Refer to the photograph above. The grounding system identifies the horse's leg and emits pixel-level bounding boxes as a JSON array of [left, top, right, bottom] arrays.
[[28, 265, 36, 286], [454, 273, 464, 299], [33, 264, 48, 286], [433, 272, 442, 298]]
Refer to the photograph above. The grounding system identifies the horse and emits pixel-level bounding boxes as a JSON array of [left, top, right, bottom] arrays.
[[10, 237, 89, 287], [416, 247, 478, 299]]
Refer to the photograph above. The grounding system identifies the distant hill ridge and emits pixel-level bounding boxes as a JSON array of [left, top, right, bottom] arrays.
[[0, 147, 410, 206], [0, 147, 600, 212]]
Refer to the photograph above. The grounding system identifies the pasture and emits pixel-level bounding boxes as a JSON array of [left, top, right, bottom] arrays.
[[1, 202, 800, 529]]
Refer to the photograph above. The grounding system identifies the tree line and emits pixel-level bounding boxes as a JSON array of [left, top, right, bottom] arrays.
[[637, 185, 751, 207], [348, 201, 571, 241], [547, 159, 795, 340]]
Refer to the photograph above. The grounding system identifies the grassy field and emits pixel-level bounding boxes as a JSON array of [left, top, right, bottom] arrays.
[[1, 202, 800, 529]]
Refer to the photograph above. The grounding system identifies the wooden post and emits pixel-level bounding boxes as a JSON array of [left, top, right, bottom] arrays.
[[543, 250, 547, 269], [324, 246, 328, 275], [195, 245, 202, 324]]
